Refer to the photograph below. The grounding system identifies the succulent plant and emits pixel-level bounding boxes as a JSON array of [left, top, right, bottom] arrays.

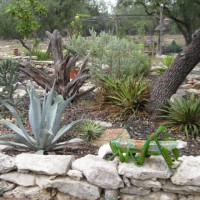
[[0, 84, 85, 154]]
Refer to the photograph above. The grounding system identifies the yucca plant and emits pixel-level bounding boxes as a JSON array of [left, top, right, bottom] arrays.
[[157, 56, 175, 75], [78, 120, 105, 142], [99, 75, 149, 115], [0, 84, 85, 154], [159, 95, 200, 138]]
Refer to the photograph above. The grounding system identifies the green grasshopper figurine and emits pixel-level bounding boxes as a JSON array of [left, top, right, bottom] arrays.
[[98, 126, 187, 169]]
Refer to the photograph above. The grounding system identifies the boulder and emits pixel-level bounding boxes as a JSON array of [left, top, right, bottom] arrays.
[[43, 177, 101, 200], [67, 170, 83, 181], [91, 128, 130, 147], [120, 186, 151, 195], [121, 191, 177, 200], [171, 156, 200, 186], [163, 180, 200, 195], [15, 153, 74, 175], [130, 178, 162, 189], [0, 180, 15, 192], [3, 186, 51, 200], [118, 156, 172, 180], [0, 153, 16, 173], [104, 189, 119, 200], [0, 172, 35, 186], [72, 155, 124, 189]]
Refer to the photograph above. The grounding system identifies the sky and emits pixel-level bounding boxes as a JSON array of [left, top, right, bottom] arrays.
[[102, 0, 117, 13]]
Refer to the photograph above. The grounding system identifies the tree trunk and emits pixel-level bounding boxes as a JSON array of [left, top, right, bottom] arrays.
[[146, 29, 200, 118]]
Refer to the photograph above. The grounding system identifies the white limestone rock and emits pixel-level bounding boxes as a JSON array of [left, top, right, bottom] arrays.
[[130, 178, 162, 189], [56, 191, 72, 200], [118, 156, 172, 180], [179, 84, 193, 89], [15, 153, 74, 175], [0, 172, 35, 186], [163, 180, 200, 195], [105, 189, 119, 200], [67, 170, 83, 181], [121, 191, 177, 200], [171, 156, 200, 186], [43, 177, 101, 200], [0, 181, 15, 192], [120, 185, 151, 196], [72, 154, 124, 189], [186, 89, 200, 95], [3, 186, 51, 200], [0, 153, 16, 173], [123, 175, 131, 188]]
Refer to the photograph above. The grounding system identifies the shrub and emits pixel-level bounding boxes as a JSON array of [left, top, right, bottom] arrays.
[[79, 120, 105, 142], [156, 56, 175, 74], [160, 95, 200, 138], [25, 50, 53, 61], [166, 41, 182, 54], [99, 75, 149, 115], [0, 84, 85, 154], [67, 30, 151, 80], [0, 59, 19, 102], [0, 59, 26, 118]]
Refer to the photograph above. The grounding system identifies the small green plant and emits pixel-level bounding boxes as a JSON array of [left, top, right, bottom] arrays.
[[166, 40, 182, 54], [0, 59, 19, 102], [99, 75, 149, 115], [108, 126, 183, 170], [160, 95, 200, 138], [0, 84, 85, 154], [25, 50, 53, 61], [79, 120, 105, 142], [157, 56, 175, 74]]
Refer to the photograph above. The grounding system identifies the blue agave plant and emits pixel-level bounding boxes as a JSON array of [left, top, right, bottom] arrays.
[[0, 84, 85, 154]]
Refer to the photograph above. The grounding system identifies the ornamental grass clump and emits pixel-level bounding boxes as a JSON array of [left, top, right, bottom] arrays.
[[79, 120, 105, 142], [159, 95, 200, 139], [99, 75, 149, 115], [0, 84, 85, 154]]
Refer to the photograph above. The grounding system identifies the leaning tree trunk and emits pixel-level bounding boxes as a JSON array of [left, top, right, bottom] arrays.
[[19, 29, 94, 99], [146, 29, 200, 118]]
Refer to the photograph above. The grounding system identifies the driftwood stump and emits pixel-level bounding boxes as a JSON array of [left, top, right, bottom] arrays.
[[20, 29, 94, 99]]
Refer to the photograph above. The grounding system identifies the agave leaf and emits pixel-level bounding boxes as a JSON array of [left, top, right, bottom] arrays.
[[47, 101, 59, 132], [44, 86, 55, 127], [0, 121, 35, 145], [40, 89, 47, 130], [0, 100, 35, 144], [39, 129, 53, 149], [51, 119, 85, 145], [0, 140, 28, 148], [29, 85, 41, 143], [36, 150, 45, 154], [0, 133, 18, 140], [51, 93, 76, 134]]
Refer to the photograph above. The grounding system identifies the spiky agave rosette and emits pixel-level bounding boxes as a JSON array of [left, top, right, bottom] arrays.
[[0, 84, 85, 154]]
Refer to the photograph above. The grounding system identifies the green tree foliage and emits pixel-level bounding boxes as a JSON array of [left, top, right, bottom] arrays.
[[6, 0, 46, 39], [117, 0, 200, 45], [40, 0, 104, 36], [114, 4, 157, 36]]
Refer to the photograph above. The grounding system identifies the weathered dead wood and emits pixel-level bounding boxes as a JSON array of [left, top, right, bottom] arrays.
[[19, 29, 94, 99]]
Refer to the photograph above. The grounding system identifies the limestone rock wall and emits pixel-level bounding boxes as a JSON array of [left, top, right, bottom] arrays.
[[0, 153, 200, 200]]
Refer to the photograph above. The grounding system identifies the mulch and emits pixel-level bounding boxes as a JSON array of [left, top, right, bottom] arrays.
[[1, 87, 200, 158]]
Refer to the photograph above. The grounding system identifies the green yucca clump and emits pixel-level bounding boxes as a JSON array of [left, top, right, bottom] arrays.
[[79, 120, 105, 142], [160, 95, 200, 138], [0, 84, 85, 154], [156, 56, 175, 75], [99, 75, 149, 115]]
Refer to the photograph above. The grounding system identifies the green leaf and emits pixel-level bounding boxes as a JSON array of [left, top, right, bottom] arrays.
[[51, 119, 85, 145]]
